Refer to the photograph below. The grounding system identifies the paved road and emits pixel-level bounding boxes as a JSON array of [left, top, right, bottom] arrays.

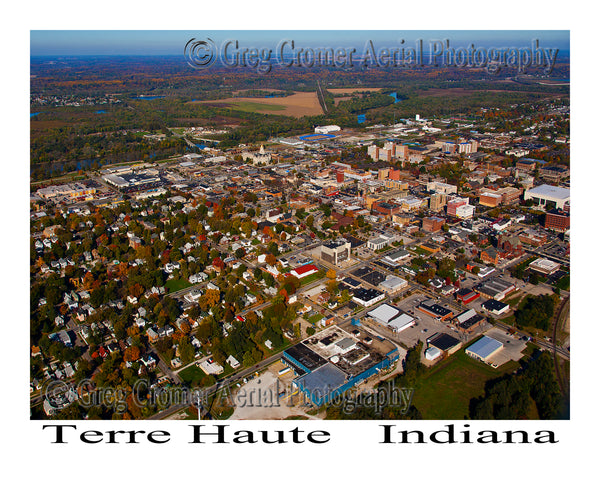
[[148, 352, 284, 419]]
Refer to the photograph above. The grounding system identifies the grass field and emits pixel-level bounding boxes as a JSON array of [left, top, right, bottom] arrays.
[[229, 101, 287, 113], [179, 364, 214, 387], [165, 278, 192, 293], [411, 350, 518, 419], [306, 313, 324, 324]]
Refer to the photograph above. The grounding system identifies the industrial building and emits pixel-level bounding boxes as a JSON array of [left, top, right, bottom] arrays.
[[367, 303, 415, 333], [352, 287, 386, 307], [453, 309, 486, 333], [382, 249, 411, 267], [456, 288, 480, 305], [465, 335, 504, 363], [481, 299, 510, 316], [474, 277, 516, 300], [282, 325, 399, 406], [416, 300, 454, 321], [426, 332, 462, 356], [378, 275, 408, 294]]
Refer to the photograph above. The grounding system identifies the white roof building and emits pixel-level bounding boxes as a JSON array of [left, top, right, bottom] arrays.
[[524, 184, 570, 210]]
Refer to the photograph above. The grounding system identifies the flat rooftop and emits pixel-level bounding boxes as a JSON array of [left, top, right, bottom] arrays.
[[526, 184, 570, 200]]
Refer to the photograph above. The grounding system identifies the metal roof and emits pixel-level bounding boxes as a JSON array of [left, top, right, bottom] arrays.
[[466, 335, 503, 360]]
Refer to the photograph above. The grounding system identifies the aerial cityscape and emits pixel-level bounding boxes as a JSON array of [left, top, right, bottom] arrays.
[[30, 30, 570, 421]]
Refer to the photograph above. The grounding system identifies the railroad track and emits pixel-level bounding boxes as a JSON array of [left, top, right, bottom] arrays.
[[552, 295, 569, 395]]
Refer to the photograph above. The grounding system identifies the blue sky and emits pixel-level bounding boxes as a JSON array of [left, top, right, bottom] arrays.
[[30, 30, 569, 56]]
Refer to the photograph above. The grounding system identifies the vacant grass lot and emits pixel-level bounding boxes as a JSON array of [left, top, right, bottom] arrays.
[[165, 278, 192, 293], [178, 364, 215, 388], [411, 350, 518, 419]]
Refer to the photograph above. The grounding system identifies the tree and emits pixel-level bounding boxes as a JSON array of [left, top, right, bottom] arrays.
[[201, 288, 221, 310], [265, 253, 277, 266], [123, 346, 141, 362], [178, 337, 195, 365], [326, 268, 337, 280]]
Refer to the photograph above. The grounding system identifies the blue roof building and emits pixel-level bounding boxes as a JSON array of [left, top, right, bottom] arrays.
[[465, 335, 503, 362]]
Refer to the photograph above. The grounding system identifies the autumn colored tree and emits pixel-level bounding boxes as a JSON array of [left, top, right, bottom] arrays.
[[326, 268, 337, 280], [202, 288, 220, 309], [124, 346, 141, 362], [128, 283, 144, 299], [179, 320, 191, 334], [265, 253, 277, 266], [83, 272, 95, 291], [127, 325, 140, 338], [212, 257, 225, 270]]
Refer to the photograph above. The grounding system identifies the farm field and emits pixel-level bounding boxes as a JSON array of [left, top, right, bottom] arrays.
[[190, 91, 323, 117], [326, 87, 382, 94]]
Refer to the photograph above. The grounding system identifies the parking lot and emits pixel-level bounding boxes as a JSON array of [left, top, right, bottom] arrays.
[[483, 327, 529, 367], [363, 293, 471, 349]]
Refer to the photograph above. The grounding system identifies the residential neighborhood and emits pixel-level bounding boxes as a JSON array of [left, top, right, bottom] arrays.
[[30, 109, 570, 420]]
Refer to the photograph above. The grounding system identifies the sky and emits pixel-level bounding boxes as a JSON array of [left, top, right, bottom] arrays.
[[30, 30, 570, 56]]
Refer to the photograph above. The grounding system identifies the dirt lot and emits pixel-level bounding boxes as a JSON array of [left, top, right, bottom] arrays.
[[228, 364, 324, 420], [190, 91, 323, 117]]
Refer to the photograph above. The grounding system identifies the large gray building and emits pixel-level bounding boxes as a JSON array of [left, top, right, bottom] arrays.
[[321, 239, 351, 265]]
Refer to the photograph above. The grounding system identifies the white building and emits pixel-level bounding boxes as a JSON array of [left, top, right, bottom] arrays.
[[379, 275, 408, 294], [524, 184, 570, 210], [455, 204, 476, 219], [315, 125, 341, 134]]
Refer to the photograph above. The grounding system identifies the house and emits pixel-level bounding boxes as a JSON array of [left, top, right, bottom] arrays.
[[147, 328, 159, 343], [226, 355, 241, 369], [140, 354, 157, 369]]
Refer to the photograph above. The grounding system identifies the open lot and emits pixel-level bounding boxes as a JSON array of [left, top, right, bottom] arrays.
[[228, 362, 323, 420], [410, 349, 519, 419]]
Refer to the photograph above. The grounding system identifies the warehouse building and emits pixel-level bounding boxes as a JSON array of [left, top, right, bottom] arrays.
[[453, 309, 486, 334], [382, 249, 411, 267], [426, 332, 462, 356], [416, 300, 454, 321], [456, 288, 480, 305], [379, 275, 408, 294], [474, 277, 516, 300], [290, 264, 320, 280], [352, 287, 386, 307], [368, 303, 416, 333], [481, 299, 510, 316], [465, 335, 504, 363]]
